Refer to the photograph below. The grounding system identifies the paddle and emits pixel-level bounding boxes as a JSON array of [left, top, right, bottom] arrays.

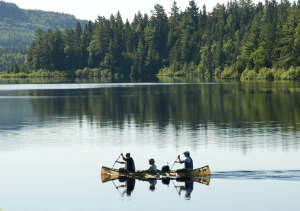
[[172, 180, 181, 196], [112, 154, 122, 169], [111, 179, 122, 197], [171, 155, 180, 170]]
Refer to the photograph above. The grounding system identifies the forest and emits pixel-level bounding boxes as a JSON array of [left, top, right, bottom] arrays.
[[4, 0, 300, 80], [0, 1, 87, 72], [0, 1, 87, 47], [0, 47, 26, 72]]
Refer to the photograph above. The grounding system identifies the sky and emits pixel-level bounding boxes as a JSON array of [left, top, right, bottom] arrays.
[[5, 0, 264, 21]]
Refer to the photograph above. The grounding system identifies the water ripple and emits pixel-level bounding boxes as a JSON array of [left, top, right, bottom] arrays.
[[212, 170, 300, 181]]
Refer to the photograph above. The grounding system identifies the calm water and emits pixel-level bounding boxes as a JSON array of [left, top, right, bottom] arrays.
[[0, 81, 300, 210]]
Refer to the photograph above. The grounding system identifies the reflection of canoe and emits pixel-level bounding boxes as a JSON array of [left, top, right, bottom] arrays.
[[101, 165, 211, 184]]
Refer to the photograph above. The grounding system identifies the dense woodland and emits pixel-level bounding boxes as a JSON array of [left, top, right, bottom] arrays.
[[5, 0, 300, 80]]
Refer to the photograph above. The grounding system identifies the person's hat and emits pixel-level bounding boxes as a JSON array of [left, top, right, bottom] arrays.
[[126, 153, 130, 157]]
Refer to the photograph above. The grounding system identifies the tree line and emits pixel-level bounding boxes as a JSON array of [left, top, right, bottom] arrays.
[[7, 0, 300, 80]]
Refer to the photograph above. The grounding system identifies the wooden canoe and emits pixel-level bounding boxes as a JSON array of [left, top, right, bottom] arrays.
[[101, 165, 211, 183]]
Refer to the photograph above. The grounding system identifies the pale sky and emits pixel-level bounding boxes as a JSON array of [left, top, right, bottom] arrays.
[[5, 0, 264, 21]]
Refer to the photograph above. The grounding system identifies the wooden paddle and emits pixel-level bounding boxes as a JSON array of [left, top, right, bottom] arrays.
[[111, 179, 122, 197], [172, 180, 181, 196], [112, 154, 122, 169], [171, 155, 180, 170]]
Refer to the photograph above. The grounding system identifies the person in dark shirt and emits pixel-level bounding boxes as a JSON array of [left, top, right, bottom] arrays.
[[117, 153, 135, 172]]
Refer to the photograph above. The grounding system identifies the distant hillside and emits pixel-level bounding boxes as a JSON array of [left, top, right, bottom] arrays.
[[0, 1, 88, 47]]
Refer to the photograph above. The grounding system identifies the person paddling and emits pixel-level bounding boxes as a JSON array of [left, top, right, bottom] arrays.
[[175, 151, 193, 172], [116, 153, 135, 173]]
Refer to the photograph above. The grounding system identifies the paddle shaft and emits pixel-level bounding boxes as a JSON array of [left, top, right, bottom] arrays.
[[112, 154, 122, 169], [111, 180, 122, 197], [171, 157, 179, 170], [172, 180, 181, 196]]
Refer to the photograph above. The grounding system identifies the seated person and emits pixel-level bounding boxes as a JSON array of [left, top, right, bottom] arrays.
[[148, 158, 158, 173]]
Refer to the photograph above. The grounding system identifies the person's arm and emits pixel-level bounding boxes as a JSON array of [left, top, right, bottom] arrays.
[[117, 161, 126, 164]]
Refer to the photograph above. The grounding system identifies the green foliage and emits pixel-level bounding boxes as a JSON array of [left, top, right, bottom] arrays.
[[75, 67, 112, 79], [0, 47, 27, 72], [0, 1, 87, 47], [221, 66, 240, 80], [0, 69, 69, 79], [280, 66, 300, 80], [6, 0, 300, 80], [239, 67, 300, 81]]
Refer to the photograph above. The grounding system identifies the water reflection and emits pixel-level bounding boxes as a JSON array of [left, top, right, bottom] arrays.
[[115, 178, 136, 197], [26, 83, 300, 131], [105, 177, 209, 200], [103, 168, 300, 201], [174, 179, 194, 200], [0, 82, 300, 151], [0, 82, 300, 210], [213, 169, 300, 181]]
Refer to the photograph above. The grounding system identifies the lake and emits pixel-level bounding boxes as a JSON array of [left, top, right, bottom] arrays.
[[0, 80, 300, 211]]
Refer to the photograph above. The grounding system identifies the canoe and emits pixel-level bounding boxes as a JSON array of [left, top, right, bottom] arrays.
[[101, 165, 211, 183]]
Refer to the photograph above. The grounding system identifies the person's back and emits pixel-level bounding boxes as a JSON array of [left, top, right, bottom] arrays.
[[148, 163, 157, 172], [125, 156, 135, 172], [184, 156, 193, 171]]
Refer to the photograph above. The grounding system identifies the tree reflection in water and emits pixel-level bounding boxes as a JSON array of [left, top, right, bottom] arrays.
[[1, 82, 299, 151]]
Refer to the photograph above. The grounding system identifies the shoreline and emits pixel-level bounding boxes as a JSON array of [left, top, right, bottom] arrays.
[[1, 66, 300, 82]]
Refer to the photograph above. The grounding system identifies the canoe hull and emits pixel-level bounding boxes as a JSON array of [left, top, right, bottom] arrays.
[[101, 165, 211, 183]]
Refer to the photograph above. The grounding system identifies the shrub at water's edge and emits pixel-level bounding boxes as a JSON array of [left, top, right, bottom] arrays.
[[2, 65, 300, 81], [220, 66, 240, 80], [158, 65, 300, 81], [0, 67, 116, 80], [75, 68, 115, 79], [239, 67, 300, 81], [0, 69, 69, 79]]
